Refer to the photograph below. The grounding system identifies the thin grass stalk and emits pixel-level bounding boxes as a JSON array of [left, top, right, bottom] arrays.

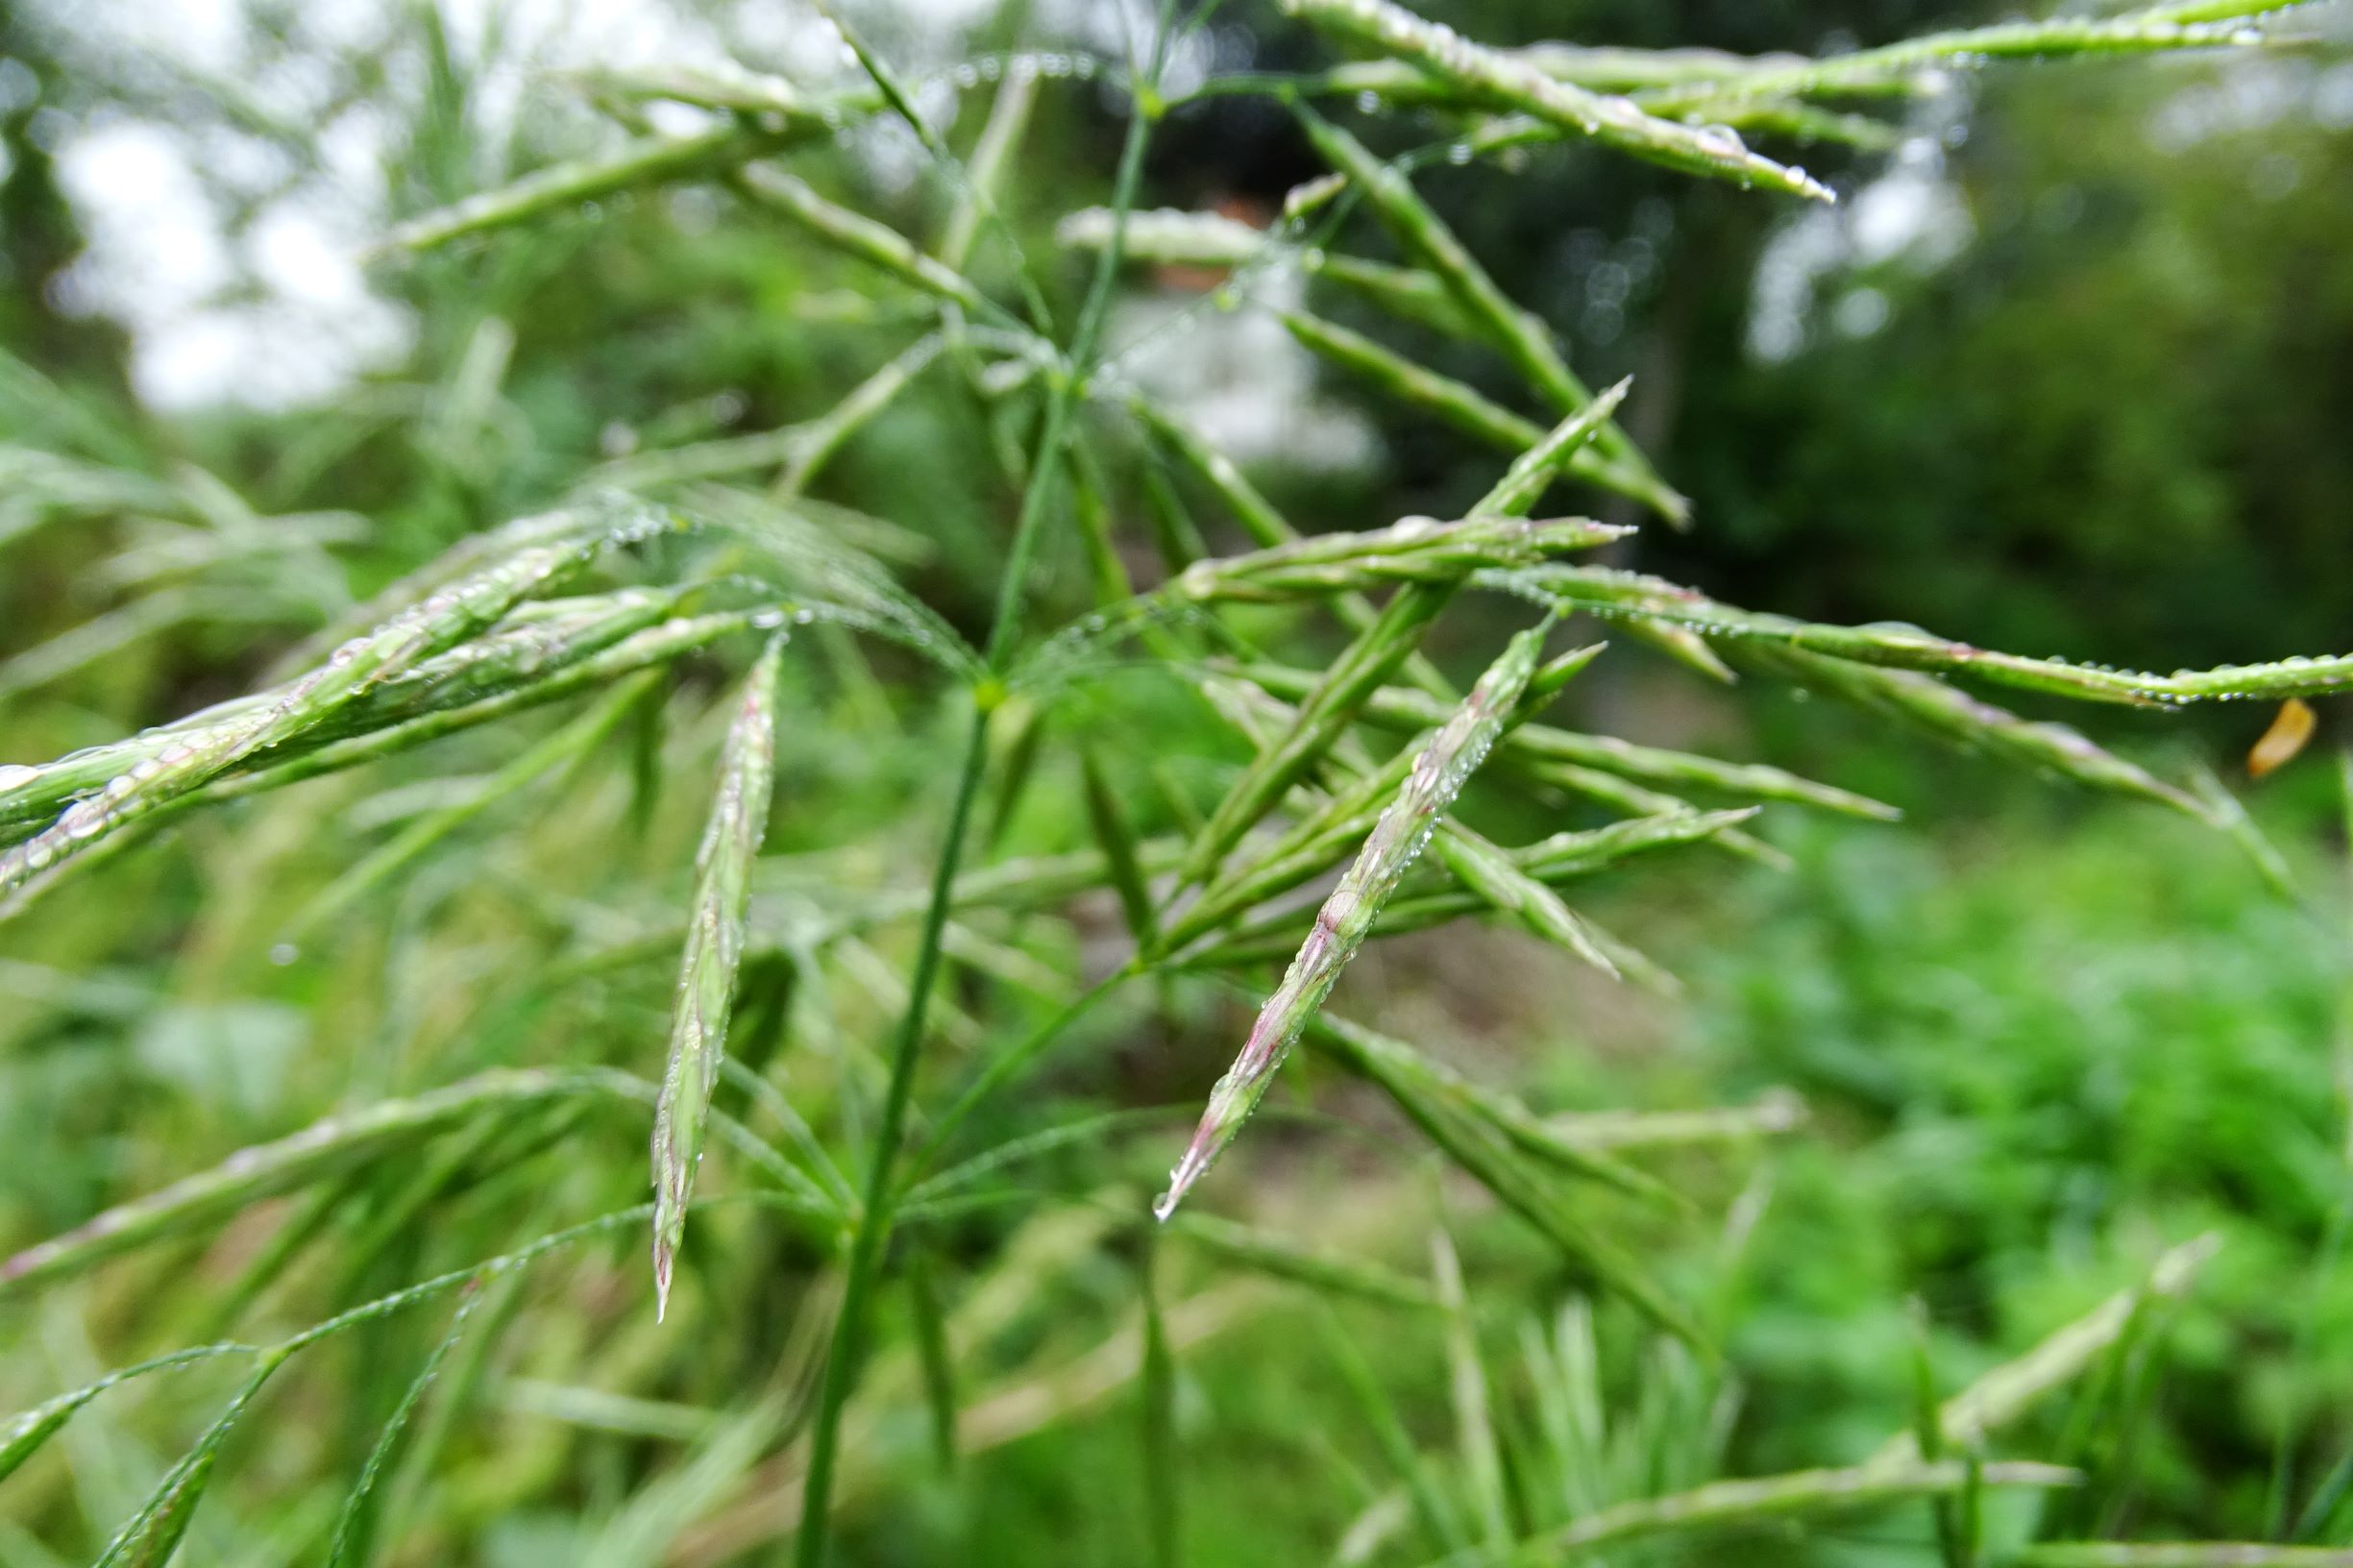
[[792, 21, 1177, 1553], [1433, 1227, 1511, 1549], [1302, 1007, 1674, 1205], [731, 167, 1015, 331], [1139, 1228, 1182, 1568], [325, 1284, 489, 1568], [1082, 745, 1161, 949], [1279, 309, 1654, 510], [905, 1248, 960, 1471], [652, 639, 788, 1318], [1542, 1094, 1808, 1151]]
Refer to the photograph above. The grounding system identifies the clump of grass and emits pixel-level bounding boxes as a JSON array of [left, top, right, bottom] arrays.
[[0, 2, 2340, 1564]]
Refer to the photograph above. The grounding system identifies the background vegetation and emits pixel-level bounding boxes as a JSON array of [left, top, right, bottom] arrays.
[[1, 1, 2350, 1564]]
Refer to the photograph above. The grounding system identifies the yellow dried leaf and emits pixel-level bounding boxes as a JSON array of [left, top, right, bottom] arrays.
[[2248, 697, 2317, 779]]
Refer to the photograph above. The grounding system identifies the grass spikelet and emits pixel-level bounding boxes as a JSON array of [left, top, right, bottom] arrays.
[[1517, 565, 2353, 706], [1281, 0, 1836, 203], [0, 503, 667, 898], [1156, 618, 1554, 1217], [651, 638, 787, 1320], [1739, 645, 2209, 819], [1456, 1460, 2080, 1565], [1172, 514, 1629, 604], [380, 124, 810, 254], [1430, 822, 1623, 979], [734, 167, 999, 320], [1279, 312, 1659, 512]]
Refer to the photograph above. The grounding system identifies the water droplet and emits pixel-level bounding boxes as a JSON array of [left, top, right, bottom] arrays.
[[269, 942, 300, 967]]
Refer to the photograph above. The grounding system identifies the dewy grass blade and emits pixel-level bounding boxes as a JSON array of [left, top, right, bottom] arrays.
[[1, 589, 680, 841], [1282, 0, 1836, 202], [1636, 5, 2297, 116], [1291, 110, 1682, 524], [1515, 565, 2353, 706], [0, 503, 671, 897], [1171, 514, 1628, 604], [1156, 617, 1554, 1217], [652, 638, 788, 1320], [1738, 645, 2209, 820], [380, 122, 814, 254], [733, 167, 1008, 327]]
